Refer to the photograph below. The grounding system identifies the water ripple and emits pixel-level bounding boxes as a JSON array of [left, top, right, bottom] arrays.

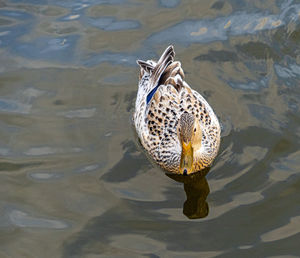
[[0, 0, 299, 256], [0, 9, 33, 20], [14, 35, 79, 62], [157, 191, 264, 221], [147, 4, 300, 45], [269, 150, 300, 182], [228, 76, 270, 91], [260, 216, 300, 242], [205, 192, 264, 221]]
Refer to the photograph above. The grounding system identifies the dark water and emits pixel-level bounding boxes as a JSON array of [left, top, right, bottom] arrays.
[[0, 0, 299, 257]]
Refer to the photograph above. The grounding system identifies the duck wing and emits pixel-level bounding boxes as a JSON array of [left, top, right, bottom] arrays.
[[142, 46, 187, 172]]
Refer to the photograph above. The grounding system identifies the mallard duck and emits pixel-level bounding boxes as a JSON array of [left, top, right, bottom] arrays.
[[133, 46, 220, 175]]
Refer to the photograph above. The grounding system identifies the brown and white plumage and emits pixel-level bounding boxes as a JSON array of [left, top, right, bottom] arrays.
[[133, 45, 220, 175]]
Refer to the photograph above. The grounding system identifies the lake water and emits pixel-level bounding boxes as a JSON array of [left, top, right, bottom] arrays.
[[0, 0, 299, 257]]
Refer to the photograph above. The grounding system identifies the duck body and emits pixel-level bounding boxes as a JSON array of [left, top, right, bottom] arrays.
[[133, 46, 220, 175]]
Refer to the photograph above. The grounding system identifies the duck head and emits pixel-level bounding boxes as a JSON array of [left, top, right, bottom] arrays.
[[178, 112, 202, 175]]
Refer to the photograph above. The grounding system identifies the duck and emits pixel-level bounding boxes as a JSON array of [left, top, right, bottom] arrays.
[[133, 45, 220, 175]]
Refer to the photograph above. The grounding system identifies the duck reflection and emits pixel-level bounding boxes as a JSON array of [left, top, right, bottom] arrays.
[[166, 167, 210, 219]]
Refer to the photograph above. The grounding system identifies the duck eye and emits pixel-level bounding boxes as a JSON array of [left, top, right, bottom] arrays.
[[194, 128, 196, 132]]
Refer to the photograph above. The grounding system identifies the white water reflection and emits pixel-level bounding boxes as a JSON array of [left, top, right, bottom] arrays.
[[59, 108, 96, 118], [274, 62, 300, 79], [61, 14, 81, 21], [238, 245, 253, 250], [24, 146, 82, 156], [29, 172, 63, 181], [0, 87, 45, 114], [0, 99, 31, 114], [8, 209, 69, 229], [75, 164, 100, 174], [87, 17, 140, 31], [159, 0, 181, 8], [228, 76, 270, 91]]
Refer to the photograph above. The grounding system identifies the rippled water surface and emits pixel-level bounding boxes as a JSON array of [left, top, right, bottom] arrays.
[[0, 0, 299, 257]]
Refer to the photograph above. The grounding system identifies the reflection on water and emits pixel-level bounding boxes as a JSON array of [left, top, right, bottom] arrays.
[[0, 0, 300, 257], [167, 168, 210, 219]]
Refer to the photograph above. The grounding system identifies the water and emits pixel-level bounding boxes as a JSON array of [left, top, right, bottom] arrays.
[[0, 0, 299, 257]]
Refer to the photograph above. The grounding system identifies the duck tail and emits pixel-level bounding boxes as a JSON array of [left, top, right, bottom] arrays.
[[137, 45, 176, 87], [160, 59, 185, 92], [136, 60, 154, 80], [152, 46, 185, 93], [149, 45, 175, 89]]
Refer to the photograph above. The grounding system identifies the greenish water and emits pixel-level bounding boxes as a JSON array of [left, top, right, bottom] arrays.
[[0, 0, 299, 257]]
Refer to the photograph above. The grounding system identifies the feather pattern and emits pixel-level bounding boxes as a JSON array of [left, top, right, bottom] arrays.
[[134, 46, 221, 174]]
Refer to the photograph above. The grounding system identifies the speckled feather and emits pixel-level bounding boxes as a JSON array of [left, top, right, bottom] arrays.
[[134, 46, 220, 173]]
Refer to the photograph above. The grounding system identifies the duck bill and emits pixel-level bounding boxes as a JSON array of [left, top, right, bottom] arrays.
[[180, 141, 194, 175]]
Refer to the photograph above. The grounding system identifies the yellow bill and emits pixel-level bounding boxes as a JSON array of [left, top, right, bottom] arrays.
[[180, 141, 194, 175]]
